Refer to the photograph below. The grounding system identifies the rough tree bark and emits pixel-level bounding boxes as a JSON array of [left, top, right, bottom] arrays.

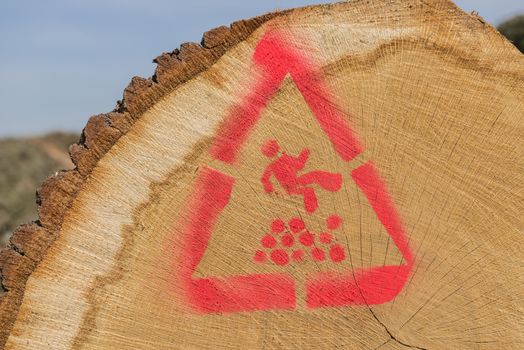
[[1, 1, 523, 349]]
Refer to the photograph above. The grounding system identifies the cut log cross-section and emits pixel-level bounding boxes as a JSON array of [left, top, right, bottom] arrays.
[[1, 1, 523, 349]]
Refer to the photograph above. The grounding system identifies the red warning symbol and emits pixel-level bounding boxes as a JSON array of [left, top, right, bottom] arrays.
[[175, 30, 414, 314]]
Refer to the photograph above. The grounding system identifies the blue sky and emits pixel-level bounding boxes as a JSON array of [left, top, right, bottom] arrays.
[[1, 0, 523, 137]]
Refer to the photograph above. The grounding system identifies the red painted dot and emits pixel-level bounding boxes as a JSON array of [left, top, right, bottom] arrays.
[[299, 231, 314, 246], [330, 244, 346, 263], [271, 219, 286, 233], [261, 234, 276, 248], [271, 249, 289, 266], [327, 215, 342, 230], [281, 233, 295, 247], [319, 232, 333, 244], [253, 250, 267, 263], [289, 217, 305, 233], [262, 139, 280, 158], [311, 247, 326, 262], [291, 250, 305, 262]]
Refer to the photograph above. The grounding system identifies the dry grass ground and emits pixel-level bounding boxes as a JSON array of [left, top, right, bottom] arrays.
[[0, 133, 77, 246], [498, 15, 524, 53]]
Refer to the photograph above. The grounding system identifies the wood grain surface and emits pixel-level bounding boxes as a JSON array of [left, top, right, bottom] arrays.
[[1, 1, 523, 349]]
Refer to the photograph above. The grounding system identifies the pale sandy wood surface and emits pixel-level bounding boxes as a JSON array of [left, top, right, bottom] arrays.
[[1, 1, 523, 349]]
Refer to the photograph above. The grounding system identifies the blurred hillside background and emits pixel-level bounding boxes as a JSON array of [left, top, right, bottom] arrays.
[[1, 0, 523, 247]]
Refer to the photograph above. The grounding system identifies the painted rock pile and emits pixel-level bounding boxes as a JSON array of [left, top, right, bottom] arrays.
[[253, 216, 346, 266]]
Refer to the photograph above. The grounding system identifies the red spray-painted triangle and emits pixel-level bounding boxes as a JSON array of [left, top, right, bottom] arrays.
[[174, 30, 414, 313]]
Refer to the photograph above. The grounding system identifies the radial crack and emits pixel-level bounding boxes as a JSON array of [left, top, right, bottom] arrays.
[[369, 308, 427, 350]]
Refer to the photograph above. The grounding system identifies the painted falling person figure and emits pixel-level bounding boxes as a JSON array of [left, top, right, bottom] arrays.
[[255, 139, 347, 266], [260, 139, 342, 213]]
